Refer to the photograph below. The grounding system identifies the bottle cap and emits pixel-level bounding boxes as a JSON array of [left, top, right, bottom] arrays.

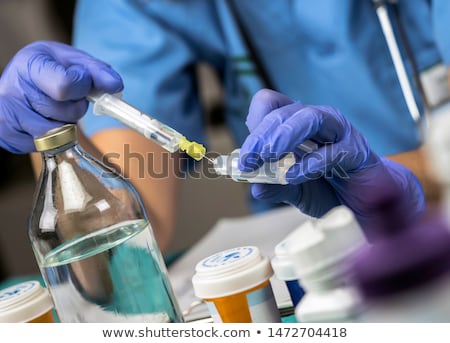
[[0, 281, 54, 322], [271, 237, 299, 281], [34, 124, 77, 151], [192, 246, 273, 298], [286, 206, 367, 282]]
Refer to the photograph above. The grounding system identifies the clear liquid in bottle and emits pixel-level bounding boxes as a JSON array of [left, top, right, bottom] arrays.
[[39, 219, 178, 322]]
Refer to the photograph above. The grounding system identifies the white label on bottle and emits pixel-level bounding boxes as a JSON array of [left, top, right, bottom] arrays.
[[246, 283, 281, 323]]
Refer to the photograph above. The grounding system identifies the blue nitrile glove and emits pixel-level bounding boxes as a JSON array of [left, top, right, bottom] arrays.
[[239, 89, 425, 237], [0, 40, 123, 153]]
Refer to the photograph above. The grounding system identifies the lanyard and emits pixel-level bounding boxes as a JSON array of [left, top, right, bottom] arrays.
[[372, 0, 429, 135]]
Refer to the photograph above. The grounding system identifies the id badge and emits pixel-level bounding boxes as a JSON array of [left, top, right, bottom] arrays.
[[422, 62, 450, 184], [419, 62, 450, 115]]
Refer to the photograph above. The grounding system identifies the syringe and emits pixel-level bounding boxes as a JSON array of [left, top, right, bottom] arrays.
[[87, 92, 208, 161], [213, 140, 318, 185]]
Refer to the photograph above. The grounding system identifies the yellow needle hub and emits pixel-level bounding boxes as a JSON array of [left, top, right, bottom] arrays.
[[178, 136, 207, 161]]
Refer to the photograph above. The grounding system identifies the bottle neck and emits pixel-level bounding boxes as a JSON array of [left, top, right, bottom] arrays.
[[41, 141, 78, 159]]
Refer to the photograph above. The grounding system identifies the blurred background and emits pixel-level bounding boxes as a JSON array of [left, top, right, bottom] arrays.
[[0, 0, 250, 283]]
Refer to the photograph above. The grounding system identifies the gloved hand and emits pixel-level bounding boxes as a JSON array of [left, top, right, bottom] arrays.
[[0, 40, 123, 153], [239, 89, 425, 238]]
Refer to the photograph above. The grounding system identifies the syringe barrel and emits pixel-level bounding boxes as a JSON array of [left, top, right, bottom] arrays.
[[88, 93, 182, 153], [213, 149, 295, 184], [213, 141, 318, 184]]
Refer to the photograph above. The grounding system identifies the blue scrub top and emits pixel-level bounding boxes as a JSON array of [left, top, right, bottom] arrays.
[[73, 0, 449, 157]]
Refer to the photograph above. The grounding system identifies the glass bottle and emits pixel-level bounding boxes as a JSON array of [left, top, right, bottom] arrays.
[[28, 124, 183, 323]]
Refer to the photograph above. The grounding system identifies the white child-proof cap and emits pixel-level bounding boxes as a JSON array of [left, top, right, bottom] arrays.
[[0, 281, 54, 322], [192, 246, 273, 299], [271, 237, 299, 281], [270, 221, 314, 281], [286, 206, 367, 288]]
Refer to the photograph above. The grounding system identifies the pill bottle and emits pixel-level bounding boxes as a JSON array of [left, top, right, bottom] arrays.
[[192, 246, 281, 323], [287, 206, 367, 323], [271, 238, 305, 307], [0, 281, 55, 323]]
